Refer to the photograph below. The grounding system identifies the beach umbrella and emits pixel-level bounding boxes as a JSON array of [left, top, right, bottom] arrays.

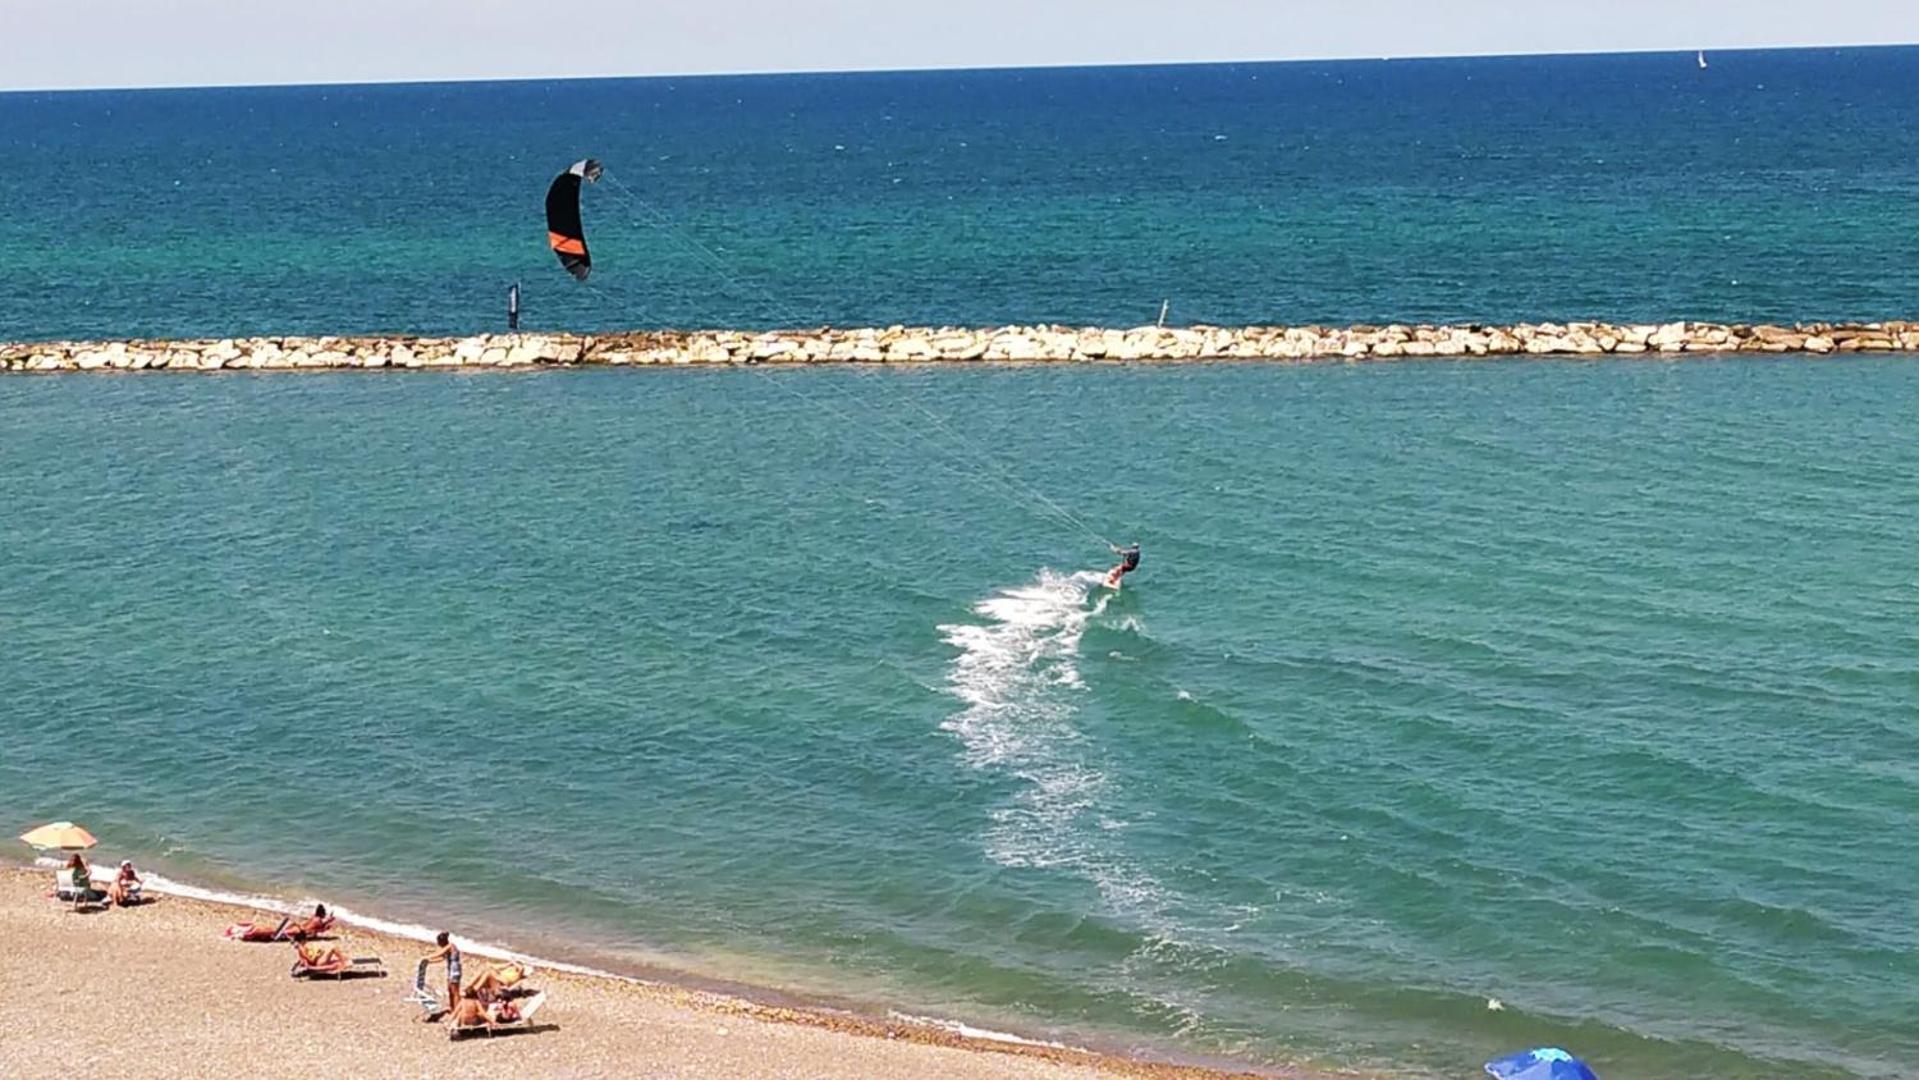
[[1485, 1047, 1600, 1080], [18, 821, 98, 851]]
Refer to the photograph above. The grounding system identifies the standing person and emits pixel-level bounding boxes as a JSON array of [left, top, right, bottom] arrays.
[[425, 931, 463, 1011], [1103, 542, 1141, 590]]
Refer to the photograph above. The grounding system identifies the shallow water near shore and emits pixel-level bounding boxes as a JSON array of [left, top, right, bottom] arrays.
[[2, 357, 1914, 1077]]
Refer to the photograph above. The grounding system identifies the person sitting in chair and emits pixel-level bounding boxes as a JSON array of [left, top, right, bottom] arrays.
[[62, 853, 103, 906], [107, 860, 143, 907]]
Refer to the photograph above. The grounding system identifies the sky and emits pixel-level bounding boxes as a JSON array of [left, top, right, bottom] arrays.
[[2, 0, 1915, 91]]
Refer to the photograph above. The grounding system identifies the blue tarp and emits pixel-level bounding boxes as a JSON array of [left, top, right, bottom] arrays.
[[1484, 1047, 1600, 1080]]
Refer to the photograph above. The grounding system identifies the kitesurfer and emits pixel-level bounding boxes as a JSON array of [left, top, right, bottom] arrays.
[[1104, 542, 1141, 589]]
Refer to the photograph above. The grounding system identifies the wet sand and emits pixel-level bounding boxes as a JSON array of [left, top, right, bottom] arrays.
[[0, 868, 1354, 1079]]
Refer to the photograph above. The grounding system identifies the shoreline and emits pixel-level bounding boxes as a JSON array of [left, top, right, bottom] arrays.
[[4, 320, 1917, 372], [1, 864, 1353, 1079]]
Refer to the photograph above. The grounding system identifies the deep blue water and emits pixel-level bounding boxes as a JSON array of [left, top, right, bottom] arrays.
[[3, 47, 1919, 341]]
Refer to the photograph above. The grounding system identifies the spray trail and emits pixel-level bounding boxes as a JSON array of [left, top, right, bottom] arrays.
[[937, 570, 1177, 920]]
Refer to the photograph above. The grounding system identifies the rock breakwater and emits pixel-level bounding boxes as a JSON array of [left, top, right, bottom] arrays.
[[5, 321, 1917, 373]]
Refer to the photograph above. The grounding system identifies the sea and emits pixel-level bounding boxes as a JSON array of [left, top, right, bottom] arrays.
[[2, 48, 1916, 1078]]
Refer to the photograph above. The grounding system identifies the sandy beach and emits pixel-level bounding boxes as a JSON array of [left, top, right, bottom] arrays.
[[0, 867, 1336, 1080]]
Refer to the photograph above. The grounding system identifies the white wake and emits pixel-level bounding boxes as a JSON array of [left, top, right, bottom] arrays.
[[938, 570, 1175, 923]]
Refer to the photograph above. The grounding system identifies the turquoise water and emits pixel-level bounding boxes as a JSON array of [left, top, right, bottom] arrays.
[[3, 357, 1914, 1077]]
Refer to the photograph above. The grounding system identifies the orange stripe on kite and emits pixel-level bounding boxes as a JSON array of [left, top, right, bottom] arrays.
[[548, 232, 587, 256]]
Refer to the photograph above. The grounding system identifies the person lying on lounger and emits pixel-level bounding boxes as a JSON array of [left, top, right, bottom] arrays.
[[227, 903, 332, 942], [287, 903, 333, 938], [289, 939, 386, 978], [463, 961, 534, 1002], [224, 914, 291, 941]]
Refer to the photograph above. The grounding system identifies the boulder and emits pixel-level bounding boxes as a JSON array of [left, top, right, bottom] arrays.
[[1838, 336, 1894, 351], [748, 337, 795, 362], [1650, 322, 1688, 351], [679, 340, 725, 363], [985, 334, 1041, 360], [885, 337, 936, 361], [930, 332, 984, 359]]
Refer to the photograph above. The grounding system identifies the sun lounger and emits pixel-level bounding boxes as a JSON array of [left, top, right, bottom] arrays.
[[289, 940, 386, 979], [464, 960, 537, 1000], [224, 914, 293, 942], [405, 958, 443, 1018], [449, 991, 549, 1040], [223, 911, 336, 941], [285, 913, 337, 939]]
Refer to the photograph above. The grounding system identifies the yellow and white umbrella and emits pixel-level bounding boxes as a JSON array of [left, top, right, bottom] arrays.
[[19, 821, 99, 851]]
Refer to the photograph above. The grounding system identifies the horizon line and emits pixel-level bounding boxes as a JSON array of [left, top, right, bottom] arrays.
[[2, 38, 1911, 95]]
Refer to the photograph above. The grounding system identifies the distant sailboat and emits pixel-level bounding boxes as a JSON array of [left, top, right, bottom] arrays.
[[1697, 50, 1708, 69]]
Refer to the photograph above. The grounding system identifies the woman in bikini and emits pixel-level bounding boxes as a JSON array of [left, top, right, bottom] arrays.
[[107, 860, 142, 906], [425, 931, 463, 1010]]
